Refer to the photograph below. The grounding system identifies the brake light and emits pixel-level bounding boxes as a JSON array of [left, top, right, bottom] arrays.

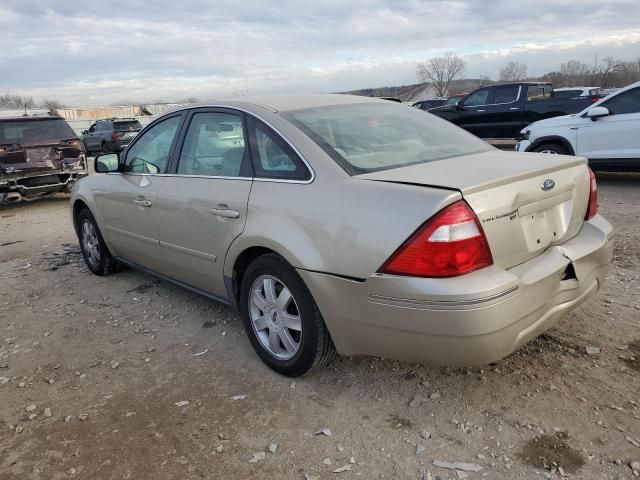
[[585, 168, 598, 220], [111, 131, 118, 140], [379, 200, 493, 277], [591, 96, 600, 103]]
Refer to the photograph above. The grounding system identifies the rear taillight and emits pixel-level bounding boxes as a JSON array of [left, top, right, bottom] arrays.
[[379, 200, 493, 277], [111, 131, 118, 140], [585, 168, 598, 220], [591, 96, 600, 103]]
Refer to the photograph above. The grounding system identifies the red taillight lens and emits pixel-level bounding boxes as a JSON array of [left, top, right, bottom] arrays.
[[379, 200, 493, 277], [111, 131, 118, 140], [585, 168, 598, 220]]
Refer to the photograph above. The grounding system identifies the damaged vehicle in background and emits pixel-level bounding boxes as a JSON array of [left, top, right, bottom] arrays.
[[0, 116, 87, 204]]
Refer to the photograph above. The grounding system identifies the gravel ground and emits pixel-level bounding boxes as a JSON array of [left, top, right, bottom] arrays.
[[0, 172, 639, 480]]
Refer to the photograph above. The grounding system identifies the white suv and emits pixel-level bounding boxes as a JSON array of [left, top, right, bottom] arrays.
[[516, 81, 640, 170]]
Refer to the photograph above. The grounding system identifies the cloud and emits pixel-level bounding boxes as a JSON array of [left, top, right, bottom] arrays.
[[0, 0, 638, 105]]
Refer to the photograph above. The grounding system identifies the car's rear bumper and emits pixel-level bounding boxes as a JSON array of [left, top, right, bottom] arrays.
[[298, 215, 613, 366]]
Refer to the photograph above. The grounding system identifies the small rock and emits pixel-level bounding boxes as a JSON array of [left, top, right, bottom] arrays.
[[420, 430, 431, 440], [64, 415, 72, 422], [25, 404, 37, 412], [332, 465, 352, 473], [409, 394, 423, 408], [44, 408, 52, 417], [125, 412, 136, 417], [586, 346, 601, 355], [66, 467, 77, 476], [174, 401, 189, 407], [216, 445, 224, 453], [337, 444, 344, 452], [17, 382, 26, 388], [429, 393, 441, 400], [630, 460, 640, 471], [304, 475, 319, 480], [43, 331, 52, 337], [323, 457, 332, 465], [28, 413, 37, 421], [248, 452, 265, 463], [15, 426, 23, 433], [349, 457, 355, 464], [268, 443, 278, 453], [231, 395, 247, 401], [313, 428, 332, 437], [111, 361, 120, 369], [78, 414, 88, 421], [416, 444, 426, 455]]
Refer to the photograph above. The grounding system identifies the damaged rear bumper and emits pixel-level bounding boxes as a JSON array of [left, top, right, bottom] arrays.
[[0, 168, 88, 203]]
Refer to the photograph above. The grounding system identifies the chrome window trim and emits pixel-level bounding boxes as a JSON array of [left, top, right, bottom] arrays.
[[124, 104, 316, 185]]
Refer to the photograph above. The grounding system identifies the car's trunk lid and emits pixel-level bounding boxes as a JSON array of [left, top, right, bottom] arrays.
[[0, 142, 82, 174], [356, 150, 591, 269]]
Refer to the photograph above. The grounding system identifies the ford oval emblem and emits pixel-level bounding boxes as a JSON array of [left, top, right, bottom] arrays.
[[541, 179, 555, 191]]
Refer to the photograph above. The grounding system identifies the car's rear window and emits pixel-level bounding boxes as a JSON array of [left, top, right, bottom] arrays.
[[0, 118, 77, 146], [114, 120, 143, 131], [283, 103, 491, 174]]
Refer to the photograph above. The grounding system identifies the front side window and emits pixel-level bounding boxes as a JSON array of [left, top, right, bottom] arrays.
[[284, 103, 490, 175], [247, 117, 311, 180], [493, 85, 520, 104], [601, 87, 640, 115], [464, 88, 491, 107], [177, 112, 247, 177], [124, 115, 181, 174]]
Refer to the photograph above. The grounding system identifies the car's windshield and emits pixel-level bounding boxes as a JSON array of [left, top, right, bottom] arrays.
[[284, 103, 491, 174], [0, 118, 77, 146], [114, 120, 143, 131]]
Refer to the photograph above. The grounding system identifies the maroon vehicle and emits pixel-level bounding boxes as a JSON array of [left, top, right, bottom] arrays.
[[0, 116, 88, 204]]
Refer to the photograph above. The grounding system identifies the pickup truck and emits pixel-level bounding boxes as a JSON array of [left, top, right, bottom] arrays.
[[428, 82, 593, 139]]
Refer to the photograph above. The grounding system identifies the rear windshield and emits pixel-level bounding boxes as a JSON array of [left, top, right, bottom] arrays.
[[283, 103, 491, 174], [0, 118, 77, 146], [114, 120, 143, 131]]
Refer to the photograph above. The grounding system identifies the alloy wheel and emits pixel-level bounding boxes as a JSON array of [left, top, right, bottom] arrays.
[[81, 219, 101, 269], [249, 274, 302, 360]]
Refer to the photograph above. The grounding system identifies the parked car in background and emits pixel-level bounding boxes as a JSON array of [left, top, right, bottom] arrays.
[[412, 97, 448, 110], [553, 87, 603, 103], [443, 93, 468, 106], [377, 97, 402, 103], [71, 94, 612, 376], [0, 116, 87, 204], [516, 81, 640, 170], [429, 82, 594, 139], [81, 118, 143, 154]]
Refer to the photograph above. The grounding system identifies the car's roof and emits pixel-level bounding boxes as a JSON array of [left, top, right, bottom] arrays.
[[0, 115, 65, 122], [196, 94, 384, 113]]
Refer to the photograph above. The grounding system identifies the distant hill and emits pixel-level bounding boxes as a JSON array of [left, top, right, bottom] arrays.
[[343, 78, 497, 102]]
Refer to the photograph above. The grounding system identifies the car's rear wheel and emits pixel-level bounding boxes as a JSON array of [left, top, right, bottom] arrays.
[[534, 143, 569, 155], [239, 254, 335, 376], [77, 208, 118, 276]]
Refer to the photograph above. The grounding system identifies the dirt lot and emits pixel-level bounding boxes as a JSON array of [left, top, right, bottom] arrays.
[[1, 173, 639, 480]]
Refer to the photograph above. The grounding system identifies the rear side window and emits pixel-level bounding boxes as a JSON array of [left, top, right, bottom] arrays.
[[177, 112, 248, 177], [115, 120, 143, 131], [493, 85, 520, 104], [0, 119, 76, 145], [554, 90, 581, 100], [247, 117, 311, 181], [527, 85, 552, 101]]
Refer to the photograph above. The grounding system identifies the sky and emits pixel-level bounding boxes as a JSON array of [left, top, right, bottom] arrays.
[[0, 0, 639, 106]]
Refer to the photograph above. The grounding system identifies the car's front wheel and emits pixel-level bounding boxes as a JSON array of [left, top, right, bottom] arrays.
[[239, 254, 335, 376], [77, 208, 118, 276], [534, 143, 569, 155]]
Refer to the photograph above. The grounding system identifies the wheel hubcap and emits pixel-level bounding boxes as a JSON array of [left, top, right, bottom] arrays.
[[249, 274, 302, 360], [539, 149, 558, 154], [81, 219, 101, 269]]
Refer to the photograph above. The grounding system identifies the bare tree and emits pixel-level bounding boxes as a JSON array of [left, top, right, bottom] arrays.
[[596, 57, 625, 88], [18, 96, 35, 115], [499, 62, 528, 82], [560, 60, 591, 86], [416, 53, 466, 97], [42, 99, 62, 114]]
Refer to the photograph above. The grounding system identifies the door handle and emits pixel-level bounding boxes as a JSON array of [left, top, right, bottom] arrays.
[[477, 109, 486, 112], [210, 207, 240, 219], [510, 107, 520, 110], [133, 199, 152, 207]]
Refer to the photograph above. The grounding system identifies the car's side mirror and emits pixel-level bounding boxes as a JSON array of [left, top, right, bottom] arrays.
[[95, 153, 120, 173], [587, 106, 610, 120], [82, 130, 88, 135]]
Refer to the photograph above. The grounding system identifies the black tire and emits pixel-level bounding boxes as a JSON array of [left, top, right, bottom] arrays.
[[77, 208, 118, 276], [239, 254, 336, 376], [533, 143, 569, 155]]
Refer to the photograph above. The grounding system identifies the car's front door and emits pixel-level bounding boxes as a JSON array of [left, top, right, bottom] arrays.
[[576, 86, 640, 165], [478, 84, 523, 138], [457, 87, 494, 137], [97, 113, 184, 272], [153, 108, 253, 298], [85, 123, 100, 150]]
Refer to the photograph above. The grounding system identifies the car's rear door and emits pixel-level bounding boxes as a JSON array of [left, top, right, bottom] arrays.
[[97, 113, 184, 272], [152, 108, 253, 298], [576, 86, 640, 166]]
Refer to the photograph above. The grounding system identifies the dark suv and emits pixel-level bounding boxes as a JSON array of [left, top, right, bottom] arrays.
[[81, 118, 143, 154], [0, 116, 87, 204]]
